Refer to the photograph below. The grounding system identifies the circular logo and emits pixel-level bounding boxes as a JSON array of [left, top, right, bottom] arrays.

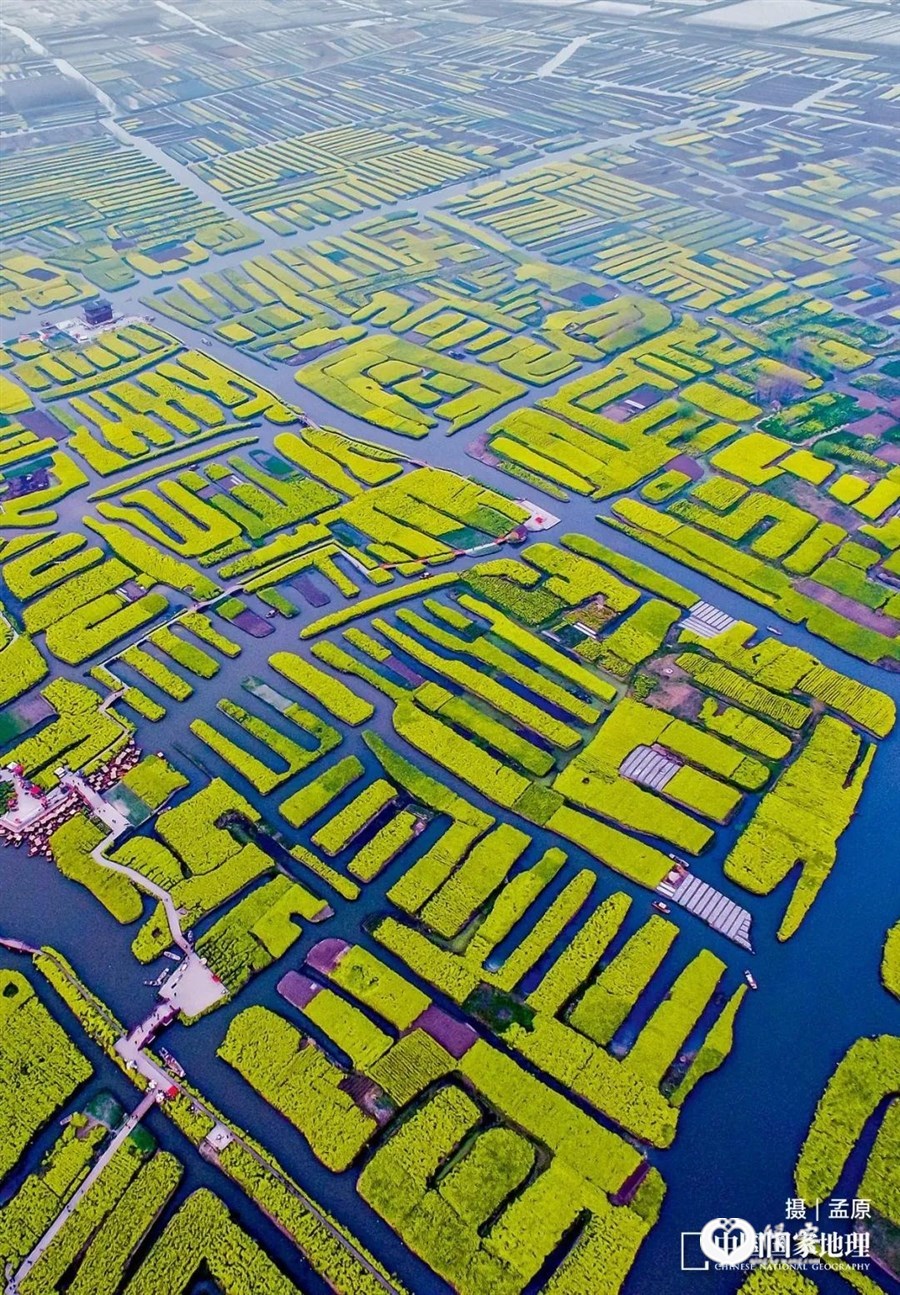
[[699, 1218, 757, 1266]]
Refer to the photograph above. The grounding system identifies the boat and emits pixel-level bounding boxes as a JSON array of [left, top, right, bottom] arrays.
[[744, 971, 758, 990], [652, 901, 671, 914], [766, 626, 782, 637], [160, 1048, 186, 1078]]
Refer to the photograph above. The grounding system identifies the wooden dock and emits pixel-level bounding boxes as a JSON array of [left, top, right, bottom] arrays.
[[658, 871, 753, 951]]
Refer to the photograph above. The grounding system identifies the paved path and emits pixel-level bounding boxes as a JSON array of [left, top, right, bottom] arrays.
[[55, 774, 228, 1016], [6, 1089, 159, 1295], [87, 832, 227, 1016], [92, 829, 192, 955], [59, 771, 188, 955], [0, 937, 38, 956], [60, 771, 130, 838]]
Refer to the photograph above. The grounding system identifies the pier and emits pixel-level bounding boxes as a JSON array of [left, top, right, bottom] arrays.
[[658, 868, 754, 951]]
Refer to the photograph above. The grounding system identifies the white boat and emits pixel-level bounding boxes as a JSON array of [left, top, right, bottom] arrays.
[[744, 970, 758, 990], [766, 626, 782, 637], [667, 853, 690, 867], [160, 1048, 186, 1078]]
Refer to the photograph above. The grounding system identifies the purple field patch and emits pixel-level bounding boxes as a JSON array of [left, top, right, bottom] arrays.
[[413, 1005, 477, 1059], [277, 970, 321, 1010], [18, 410, 67, 441], [233, 609, 275, 637], [292, 576, 330, 607], [385, 654, 425, 686], [305, 938, 350, 975], [668, 453, 704, 481]]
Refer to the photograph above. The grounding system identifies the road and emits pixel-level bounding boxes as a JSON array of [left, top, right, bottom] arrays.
[[0, 14, 711, 285], [5, 1088, 159, 1295]]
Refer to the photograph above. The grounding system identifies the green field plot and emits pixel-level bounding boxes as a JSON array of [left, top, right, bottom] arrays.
[[1, 131, 260, 294], [298, 335, 525, 437], [0, 50, 898, 1295], [12, 331, 297, 478], [217, 940, 661, 1291], [607, 458, 900, 666], [795, 1035, 899, 1237], [0, 972, 92, 1184]]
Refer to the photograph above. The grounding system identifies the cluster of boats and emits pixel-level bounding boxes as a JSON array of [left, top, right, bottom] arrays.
[[0, 742, 143, 860]]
